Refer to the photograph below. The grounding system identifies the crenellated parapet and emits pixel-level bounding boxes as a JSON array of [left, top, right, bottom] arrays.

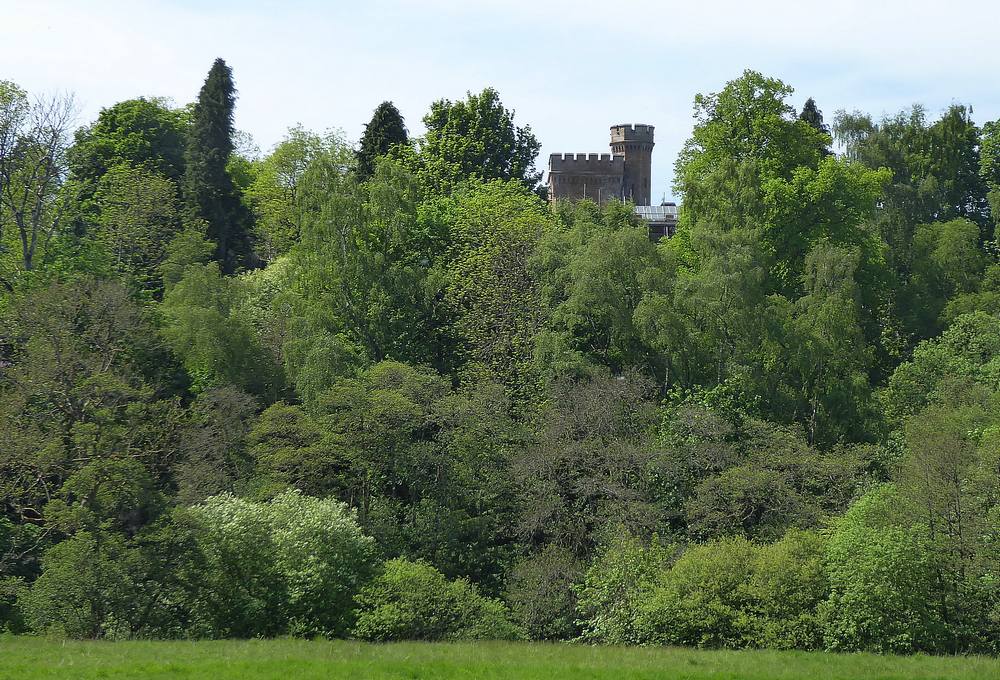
[[548, 153, 625, 174], [610, 123, 655, 145]]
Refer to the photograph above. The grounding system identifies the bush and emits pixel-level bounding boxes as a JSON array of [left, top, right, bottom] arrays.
[[634, 536, 758, 647], [506, 545, 583, 640], [610, 530, 828, 650], [745, 529, 827, 649], [353, 558, 524, 641], [576, 534, 675, 644], [820, 485, 948, 653], [18, 532, 137, 638], [184, 489, 377, 637]]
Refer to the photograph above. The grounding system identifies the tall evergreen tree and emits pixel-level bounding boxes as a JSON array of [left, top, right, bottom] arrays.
[[356, 101, 408, 181], [799, 97, 832, 157], [183, 58, 252, 274]]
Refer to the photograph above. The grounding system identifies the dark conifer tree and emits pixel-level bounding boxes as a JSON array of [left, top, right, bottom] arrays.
[[800, 97, 832, 157], [356, 101, 408, 181], [183, 58, 252, 274]]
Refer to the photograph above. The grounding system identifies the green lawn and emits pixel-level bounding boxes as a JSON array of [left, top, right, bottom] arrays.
[[1, 637, 998, 680]]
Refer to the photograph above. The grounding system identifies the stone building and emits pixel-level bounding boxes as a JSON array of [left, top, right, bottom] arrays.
[[548, 123, 677, 240], [547, 123, 655, 206]]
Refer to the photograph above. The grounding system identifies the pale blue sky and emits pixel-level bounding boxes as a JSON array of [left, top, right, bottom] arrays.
[[3, 0, 999, 201]]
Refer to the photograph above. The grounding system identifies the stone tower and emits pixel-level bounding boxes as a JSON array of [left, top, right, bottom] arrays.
[[610, 124, 654, 206]]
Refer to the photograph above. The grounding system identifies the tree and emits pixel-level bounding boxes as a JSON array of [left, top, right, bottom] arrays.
[[505, 544, 583, 640], [799, 97, 832, 157], [834, 104, 990, 292], [576, 533, 675, 644], [0, 81, 76, 282], [675, 70, 826, 218], [312, 361, 521, 590], [181, 490, 378, 638], [535, 203, 670, 381], [292, 158, 448, 370], [245, 126, 349, 261], [67, 96, 188, 234], [356, 101, 408, 182], [160, 260, 284, 398], [438, 180, 553, 401], [173, 386, 258, 504], [183, 59, 252, 274], [515, 372, 664, 555], [406, 88, 541, 193], [979, 119, 1000, 240], [91, 164, 181, 291]]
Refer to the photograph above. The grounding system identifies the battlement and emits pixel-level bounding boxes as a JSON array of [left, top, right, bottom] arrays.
[[610, 123, 655, 145], [548, 152, 625, 173]]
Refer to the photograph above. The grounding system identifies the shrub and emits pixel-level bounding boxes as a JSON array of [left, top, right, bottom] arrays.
[[634, 536, 758, 647], [820, 484, 948, 653], [17, 532, 136, 638], [621, 530, 828, 650], [353, 558, 524, 641], [576, 533, 675, 644], [184, 489, 377, 637], [506, 545, 583, 640], [268, 490, 378, 636], [745, 529, 827, 649]]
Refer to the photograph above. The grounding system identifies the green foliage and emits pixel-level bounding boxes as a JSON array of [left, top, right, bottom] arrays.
[[907, 218, 987, 336], [18, 531, 137, 638], [798, 98, 832, 157], [676, 70, 826, 223], [247, 402, 349, 499], [635, 537, 759, 648], [174, 386, 258, 504], [505, 545, 583, 640], [352, 558, 524, 641], [183, 490, 377, 638], [8, 66, 1000, 653], [880, 311, 1000, 428], [0, 81, 75, 280], [438, 180, 553, 402], [313, 361, 521, 590], [245, 126, 350, 260], [536, 203, 670, 380], [820, 485, 948, 653], [515, 372, 664, 556], [183, 59, 252, 274], [69, 97, 188, 190], [660, 406, 861, 541], [629, 531, 827, 650], [404, 88, 540, 194], [576, 533, 676, 645], [92, 164, 181, 291], [745, 530, 828, 650], [357, 101, 408, 182], [160, 261, 283, 398], [293, 157, 447, 369]]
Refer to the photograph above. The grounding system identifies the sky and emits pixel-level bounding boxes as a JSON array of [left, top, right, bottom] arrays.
[[3, 0, 1000, 201]]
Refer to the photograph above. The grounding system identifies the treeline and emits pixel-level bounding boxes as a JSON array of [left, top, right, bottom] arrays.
[[2, 62, 1000, 654]]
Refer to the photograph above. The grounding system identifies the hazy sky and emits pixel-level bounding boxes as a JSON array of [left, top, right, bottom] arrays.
[[4, 0, 999, 200]]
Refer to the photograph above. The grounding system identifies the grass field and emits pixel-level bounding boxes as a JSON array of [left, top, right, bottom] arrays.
[[1, 637, 998, 680]]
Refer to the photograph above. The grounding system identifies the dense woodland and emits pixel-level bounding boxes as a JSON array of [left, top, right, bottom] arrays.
[[3, 59, 1000, 654]]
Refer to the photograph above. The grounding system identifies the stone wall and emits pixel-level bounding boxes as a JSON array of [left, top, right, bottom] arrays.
[[547, 153, 624, 204]]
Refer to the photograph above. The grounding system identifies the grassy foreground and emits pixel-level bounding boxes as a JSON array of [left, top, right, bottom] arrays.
[[1, 637, 998, 680]]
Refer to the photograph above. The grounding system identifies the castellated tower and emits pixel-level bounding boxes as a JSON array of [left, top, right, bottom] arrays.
[[547, 123, 655, 206], [610, 123, 654, 206]]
